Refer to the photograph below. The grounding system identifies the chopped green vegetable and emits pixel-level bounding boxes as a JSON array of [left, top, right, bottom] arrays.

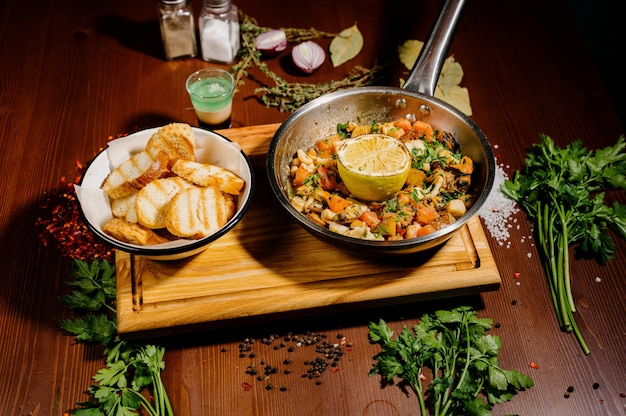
[[369, 307, 533, 416], [501, 134, 626, 355], [60, 259, 173, 416]]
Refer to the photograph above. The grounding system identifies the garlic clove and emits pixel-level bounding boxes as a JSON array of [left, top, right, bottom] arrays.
[[292, 41, 325, 74], [255, 30, 287, 56]]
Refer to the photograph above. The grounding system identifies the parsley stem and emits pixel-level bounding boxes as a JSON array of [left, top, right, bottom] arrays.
[[502, 134, 626, 355], [128, 389, 159, 416]]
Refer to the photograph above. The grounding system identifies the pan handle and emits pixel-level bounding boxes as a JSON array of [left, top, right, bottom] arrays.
[[403, 0, 467, 96]]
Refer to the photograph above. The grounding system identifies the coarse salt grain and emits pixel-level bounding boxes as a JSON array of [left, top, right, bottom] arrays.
[[478, 161, 520, 246], [595, 276, 602, 283]]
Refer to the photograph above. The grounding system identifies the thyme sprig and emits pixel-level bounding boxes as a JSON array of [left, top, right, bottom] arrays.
[[233, 13, 387, 112], [256, 64, 387, 112]]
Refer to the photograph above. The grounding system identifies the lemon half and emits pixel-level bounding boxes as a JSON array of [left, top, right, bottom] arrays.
[[336, 134, 411, 202]]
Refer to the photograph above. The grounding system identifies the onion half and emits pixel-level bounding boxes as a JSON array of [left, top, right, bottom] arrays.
[[292, 41, 325, 73], [255, 30, 287, 55]]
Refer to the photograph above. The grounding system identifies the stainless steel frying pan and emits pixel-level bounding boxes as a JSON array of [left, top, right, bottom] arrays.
[[267, 0, 495, 256]]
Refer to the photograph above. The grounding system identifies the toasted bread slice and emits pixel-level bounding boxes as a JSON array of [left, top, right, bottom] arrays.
[[171, 159, 245, 195], [103, 218, 170, 245], [145, 123, 196, 163], [135, 177, 194, 229], [101, 149, 170, 199], [110, 192, 139, 223], [166, 186, 235, 239]]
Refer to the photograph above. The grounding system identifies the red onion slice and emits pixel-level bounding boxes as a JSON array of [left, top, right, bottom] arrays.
[[292, 41, 325, 73]]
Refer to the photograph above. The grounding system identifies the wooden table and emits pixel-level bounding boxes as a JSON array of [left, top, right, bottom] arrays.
[[1, 0, 624, 415]]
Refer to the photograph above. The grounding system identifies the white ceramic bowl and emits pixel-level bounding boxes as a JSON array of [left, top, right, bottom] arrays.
[[76, 127, 254, 260]]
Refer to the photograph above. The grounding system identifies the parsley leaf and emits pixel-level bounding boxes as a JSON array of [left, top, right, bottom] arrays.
[[60, 259, 173, 416], [60, 313, 117, 345], [369, 307, 533, 416]]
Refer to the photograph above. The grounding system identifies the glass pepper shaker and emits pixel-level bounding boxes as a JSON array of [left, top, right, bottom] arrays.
[[198, 0, 240, 63], [158, 0, 197, 60]]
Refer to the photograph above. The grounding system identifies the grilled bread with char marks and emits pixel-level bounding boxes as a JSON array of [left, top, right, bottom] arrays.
[[110, 192, 139, 223], [101, 149, 170, 199], [103, 218, 169, 245], [166, 186, 235, 239], [171, 159, 245, 195], [145, 122, 195, 165], [101, 122, 243, 244], [136, 177, 195, 229]]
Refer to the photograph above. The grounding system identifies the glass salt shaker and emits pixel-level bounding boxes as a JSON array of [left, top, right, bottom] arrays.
[[198, 0, 240, 63], [158, 0, 197, 60]]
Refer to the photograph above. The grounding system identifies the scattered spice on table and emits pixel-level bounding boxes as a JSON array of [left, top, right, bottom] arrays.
[[37, 170, 114, 262], [36, 135, 123, 262], [227, 330, 350, 391]]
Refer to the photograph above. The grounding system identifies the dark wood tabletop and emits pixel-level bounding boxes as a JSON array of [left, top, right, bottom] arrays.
[[1, 0, 624, 415]]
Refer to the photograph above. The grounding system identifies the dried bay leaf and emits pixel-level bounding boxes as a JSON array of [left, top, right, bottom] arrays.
[[330, 24, 363, 67], [437, 57, 464, 95], [435, 85, 472, 116], [398, 39, 424, 70], [397, 39, 472, 116]]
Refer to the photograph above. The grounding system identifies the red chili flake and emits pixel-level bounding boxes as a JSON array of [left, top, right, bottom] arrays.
[[599, 399, 604, 404], [513, 272, 521, 278], [36, 169, 114, 262], [619, 393, 625, 398], [529, 361, 539, 369], [331, 367, 339, 373], [242, 382, 252, 391]]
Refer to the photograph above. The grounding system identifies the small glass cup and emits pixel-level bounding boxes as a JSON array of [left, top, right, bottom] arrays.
[[186, 68, 235, 129]]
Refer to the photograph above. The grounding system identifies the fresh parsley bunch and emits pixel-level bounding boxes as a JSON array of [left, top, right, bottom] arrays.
[[369, 307, 533, 416], [60, 259, 173, 416], [502, 134, 626, 354]]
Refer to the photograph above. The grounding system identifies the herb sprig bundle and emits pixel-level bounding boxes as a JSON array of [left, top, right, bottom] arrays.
[[502, 134, 626, 354], [60, 259, 173, 416], [233, 13, 387, 112], [369, 307, 534, 416]]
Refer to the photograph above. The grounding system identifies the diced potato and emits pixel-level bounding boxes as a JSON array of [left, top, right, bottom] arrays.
[[446, 199, 467, 217]]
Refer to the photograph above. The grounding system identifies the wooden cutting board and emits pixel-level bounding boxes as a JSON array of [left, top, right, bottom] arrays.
[[116, 123, 501, 336]]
